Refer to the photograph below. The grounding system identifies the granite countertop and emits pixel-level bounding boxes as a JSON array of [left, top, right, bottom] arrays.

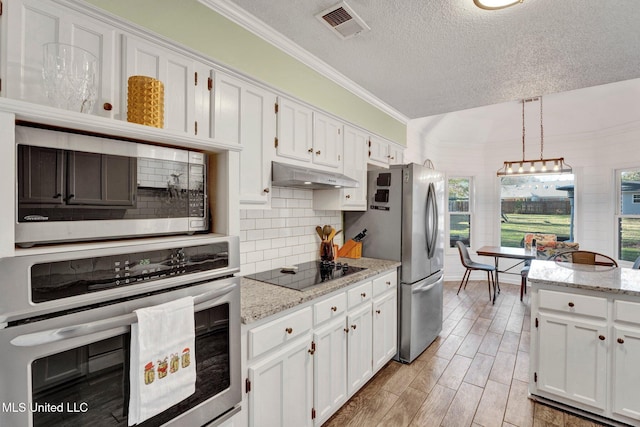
[[240, 257, 401, 324], [528, 260, 640, 297]]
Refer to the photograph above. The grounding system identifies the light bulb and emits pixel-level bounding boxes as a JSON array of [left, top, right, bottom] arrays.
[[553, 161, 559, 171], [541, 162, 547, 172], [506, 163, 513, 174], [518, 162, 524, 173], [529, 162, 536, 172]]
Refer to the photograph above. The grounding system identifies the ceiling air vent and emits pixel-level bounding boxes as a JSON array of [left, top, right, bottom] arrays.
[[315, 1, 370, 40]]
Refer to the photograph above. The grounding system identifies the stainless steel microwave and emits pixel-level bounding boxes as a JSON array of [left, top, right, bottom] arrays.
[[15, 126, 208, 247]]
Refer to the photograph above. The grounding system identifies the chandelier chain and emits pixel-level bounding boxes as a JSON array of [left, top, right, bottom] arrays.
[[540, 96, 544, 160], [522, 99, 525, 161]]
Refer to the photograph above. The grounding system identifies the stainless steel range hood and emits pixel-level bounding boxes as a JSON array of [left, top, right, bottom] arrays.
[[271, 161, 359, 189]]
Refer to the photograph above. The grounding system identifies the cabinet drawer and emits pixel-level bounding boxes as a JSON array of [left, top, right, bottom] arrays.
[[614, 300, 640, 324], [314, 292, 347, 326], [538, 289, 607, 319], [348, 281, 372, 309], [373, 271, 397, 297], [248, 307, 312, 359]]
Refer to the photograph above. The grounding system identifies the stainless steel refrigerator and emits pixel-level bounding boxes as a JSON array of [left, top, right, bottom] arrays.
[[344, 163, 444, 363]]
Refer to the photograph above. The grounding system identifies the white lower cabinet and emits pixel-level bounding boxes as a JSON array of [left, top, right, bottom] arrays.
[[245, 269, 398, 427], [247, 334, 314, 427], [373, 289, 398, 371], [313, 316, 348, 425], [346, 302, 373, 395], [530, 285, 640, 425], [536, 312, 607, 410]]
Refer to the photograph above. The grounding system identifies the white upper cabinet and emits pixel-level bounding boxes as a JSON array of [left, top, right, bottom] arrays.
[[313, 124, 368, 211], [388, 143, 405, 165], [122, 34, 195, 135], [4, 0, 118, 118], [312, 112, 343, 170], [239, 82, 277, 208], [213, 71, 242, 145], [275, 96, 314, 163], [368, 136, 405, 168]]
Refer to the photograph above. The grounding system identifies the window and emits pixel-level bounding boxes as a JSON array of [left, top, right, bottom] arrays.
[[448, 177, 471, 248], [616, 169, 640, 262], [500, 174, 575, 247]]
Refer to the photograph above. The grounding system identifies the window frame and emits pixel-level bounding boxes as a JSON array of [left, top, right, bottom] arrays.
[[446, 175, 473, 251], [615, 167, 640, 263]]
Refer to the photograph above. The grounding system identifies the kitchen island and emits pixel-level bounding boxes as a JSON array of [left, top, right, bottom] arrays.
[[527, 260, 640, 426]]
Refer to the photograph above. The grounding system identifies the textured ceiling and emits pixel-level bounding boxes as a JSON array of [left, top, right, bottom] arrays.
[[224, 0, 640, 119]]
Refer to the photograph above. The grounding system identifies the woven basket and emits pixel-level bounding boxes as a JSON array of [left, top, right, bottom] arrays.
[[127, 76, 164, 128]]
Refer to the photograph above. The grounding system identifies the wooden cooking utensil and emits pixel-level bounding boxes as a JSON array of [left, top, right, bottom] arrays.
[[327, 228, 337, 242], [322, 225, 332, 239], [316, 226, 324, 239]]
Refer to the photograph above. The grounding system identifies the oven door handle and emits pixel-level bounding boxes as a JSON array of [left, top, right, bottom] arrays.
[[10, 282, 237, 347]]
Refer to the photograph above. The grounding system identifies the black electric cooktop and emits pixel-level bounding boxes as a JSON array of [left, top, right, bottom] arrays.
[[246, 260, 367, 291]]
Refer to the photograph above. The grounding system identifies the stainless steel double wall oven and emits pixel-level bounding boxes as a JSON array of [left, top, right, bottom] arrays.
[[0, 235, 241, 426]]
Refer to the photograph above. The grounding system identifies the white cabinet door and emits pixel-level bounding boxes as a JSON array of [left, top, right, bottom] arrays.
[[373, 290, 398, 371], [248, 335, 314, 427], [275, 97, 313, 162], [537, 313, 607, 410], [388, 144, 405, 165], [313, 317, 348, 425], [4, 0, 118, 117], [312, 112, 343, 170], [122, 35, 195, 135], [193, 64, 213, 139], [341, 125, 368, 209], [239, 83, 277, 208], [346, 303, 373, 395], [612, 325, 640, 421], [213, 71, 242, 145], [367, 136, 389, 168]]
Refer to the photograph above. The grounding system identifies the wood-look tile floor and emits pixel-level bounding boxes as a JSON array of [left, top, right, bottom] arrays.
[[323, 280, 606, 427]]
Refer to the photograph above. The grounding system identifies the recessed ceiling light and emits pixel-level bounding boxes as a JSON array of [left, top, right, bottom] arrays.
[[473, 0, 523, 10], [304, 181, 312, 185]]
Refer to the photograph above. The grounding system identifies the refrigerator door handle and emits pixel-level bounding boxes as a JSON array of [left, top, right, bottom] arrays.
[[425, 182, 437, 259], [412, 280, 439, 294]]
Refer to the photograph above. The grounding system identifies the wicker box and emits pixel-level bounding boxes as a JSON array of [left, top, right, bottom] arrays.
[[127, 76, 164, 128]]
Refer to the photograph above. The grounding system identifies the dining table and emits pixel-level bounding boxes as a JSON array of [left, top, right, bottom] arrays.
[[476, 246, 537, 303]]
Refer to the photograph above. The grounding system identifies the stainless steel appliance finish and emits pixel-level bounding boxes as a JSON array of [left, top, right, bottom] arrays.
[[15, 125, 208, 247], [271, 161, 359, 189], [0, 236, 241, 426], [0, 278, 241, 427], [0, 235, 239, 326], [344, 163, 445, 363], [400, 272, 444, 363]]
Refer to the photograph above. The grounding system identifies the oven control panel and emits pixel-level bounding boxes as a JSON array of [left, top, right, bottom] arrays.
[[30, 243, 229, 303]]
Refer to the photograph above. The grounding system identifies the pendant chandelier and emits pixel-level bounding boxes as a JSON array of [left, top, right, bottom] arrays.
[[496, 96, 572, 176]]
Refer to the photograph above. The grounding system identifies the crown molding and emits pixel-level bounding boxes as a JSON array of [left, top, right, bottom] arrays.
[[198, 0, 409, 124]]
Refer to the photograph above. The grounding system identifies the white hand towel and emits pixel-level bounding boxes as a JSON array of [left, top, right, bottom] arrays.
[[128, 296, 196, 426]]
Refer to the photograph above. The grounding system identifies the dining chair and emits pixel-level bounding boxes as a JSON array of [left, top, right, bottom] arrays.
[[455, 241, 495, 301], [550, 250, 618, 267]]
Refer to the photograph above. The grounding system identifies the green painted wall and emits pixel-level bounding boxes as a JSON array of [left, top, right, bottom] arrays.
[[85, 0, 406, 145]]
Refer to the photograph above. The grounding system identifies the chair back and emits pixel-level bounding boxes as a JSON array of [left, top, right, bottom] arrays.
[[551, 250, 618, 267], [456, 241, 473, 267], [632, 256, 640, 269]]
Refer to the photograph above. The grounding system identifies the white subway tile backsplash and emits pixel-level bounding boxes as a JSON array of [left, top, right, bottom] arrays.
[[246, 229, 264, 241], [239, 187, 342, 275]]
